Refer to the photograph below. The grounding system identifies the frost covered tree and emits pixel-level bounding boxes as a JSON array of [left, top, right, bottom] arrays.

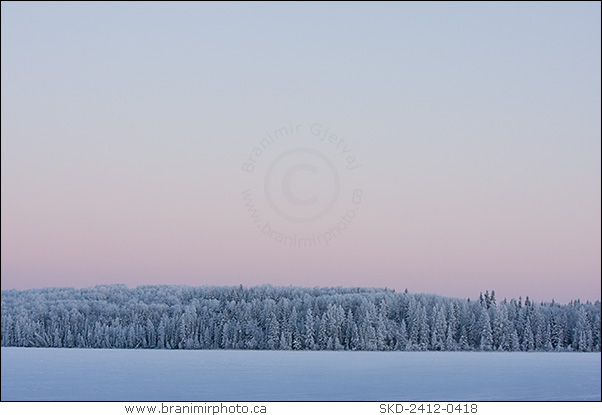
[[397, 319, 408, 351], [521, 316, 535, 351], [575, 307, 593, 352], [266, 310, 279, 350], [445, 303, 458, 351], [492, 305, 512, 351], [479, 309, 493, 351], [431, 304, 447, 351], [417, 306, 430, 351], [303, 308, 316, 350], [593, 313, 601, 352], [344, 309, 360, 350]]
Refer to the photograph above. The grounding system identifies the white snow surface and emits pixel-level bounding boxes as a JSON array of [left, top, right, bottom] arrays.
[[1, 348, 600, 401]]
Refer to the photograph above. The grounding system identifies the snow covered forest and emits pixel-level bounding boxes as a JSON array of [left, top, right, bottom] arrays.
[[1, 285, 600, 352]]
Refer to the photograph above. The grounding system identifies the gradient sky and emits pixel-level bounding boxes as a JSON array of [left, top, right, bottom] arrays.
[[1, 2, 600, 303]]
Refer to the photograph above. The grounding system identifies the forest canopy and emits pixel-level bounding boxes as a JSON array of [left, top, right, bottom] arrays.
[[1, 285, 600, 352]]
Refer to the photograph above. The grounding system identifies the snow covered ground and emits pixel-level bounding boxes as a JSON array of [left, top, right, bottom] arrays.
[[1, 348, 600, 401]]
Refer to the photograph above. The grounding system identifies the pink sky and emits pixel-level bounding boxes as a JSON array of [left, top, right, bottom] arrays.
[[2, 3, 600, 304]]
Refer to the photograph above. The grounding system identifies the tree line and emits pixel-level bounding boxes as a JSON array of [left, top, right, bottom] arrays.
[[1, 285, 600, 351]]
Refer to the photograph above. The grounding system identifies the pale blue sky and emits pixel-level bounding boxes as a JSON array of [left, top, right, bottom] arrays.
[[2, 2, 600, 302]]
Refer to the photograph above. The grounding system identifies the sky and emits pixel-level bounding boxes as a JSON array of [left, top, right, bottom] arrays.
[[1, 2, 600, 303]]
